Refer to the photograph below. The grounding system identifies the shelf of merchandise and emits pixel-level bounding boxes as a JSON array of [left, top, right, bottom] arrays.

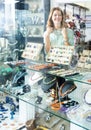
[[1, 58, 91, 129], [0, 0, 91, 130]]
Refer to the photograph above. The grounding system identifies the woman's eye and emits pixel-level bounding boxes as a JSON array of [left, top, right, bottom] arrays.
[[54, 14, 62, 17]]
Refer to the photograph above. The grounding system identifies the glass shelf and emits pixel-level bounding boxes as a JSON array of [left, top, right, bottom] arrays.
[[22, 60, 91, 85], [0, 84, 91, 130]]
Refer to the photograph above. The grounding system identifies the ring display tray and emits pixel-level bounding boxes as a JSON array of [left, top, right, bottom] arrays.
[[77, 49, 91, 70], [22, 42, 43, 61], [46, 46, 74, 65]]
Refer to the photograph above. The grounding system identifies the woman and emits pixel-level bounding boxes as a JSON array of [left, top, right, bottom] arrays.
[[44, 7, 74, 53]]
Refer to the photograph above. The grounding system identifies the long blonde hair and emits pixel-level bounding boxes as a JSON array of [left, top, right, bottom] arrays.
[[46, 7, 66, 29]]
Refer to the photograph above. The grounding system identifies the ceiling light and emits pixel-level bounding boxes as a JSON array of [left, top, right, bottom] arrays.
[[3, 0, 19, 4]]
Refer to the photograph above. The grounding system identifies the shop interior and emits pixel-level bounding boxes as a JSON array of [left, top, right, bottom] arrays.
[[0, 0, 91, 130]]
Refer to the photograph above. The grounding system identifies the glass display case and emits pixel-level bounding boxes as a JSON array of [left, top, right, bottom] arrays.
[[0, 0, 50, 61], [15, 0, 50, 43], [0, 0, 91, 130], [15, 0, 44, 39]]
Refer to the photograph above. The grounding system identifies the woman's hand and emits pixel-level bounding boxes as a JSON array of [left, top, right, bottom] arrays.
[[44, 27, 54, 53], [62, 28, 70, 45], [46, 27, 54, 35]]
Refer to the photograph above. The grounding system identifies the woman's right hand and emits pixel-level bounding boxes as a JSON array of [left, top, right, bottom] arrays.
[[44, 27, 53, 53], [46, 27, 54, 36]]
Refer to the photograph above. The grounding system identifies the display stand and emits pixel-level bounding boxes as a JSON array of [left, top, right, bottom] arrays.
[[46, 45, 74, 65], [22, 42, 43, 61]]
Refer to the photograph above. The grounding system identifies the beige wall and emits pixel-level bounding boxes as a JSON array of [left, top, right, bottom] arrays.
[[54, 0, 91, 11], [76, 2, 91, 11]]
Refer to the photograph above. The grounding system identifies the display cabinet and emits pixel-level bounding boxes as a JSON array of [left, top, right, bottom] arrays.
[[0, 0, 50, 61], [0, 0, 91, 130], [0, 46, 91, 130], [15, 0, 50, 43]]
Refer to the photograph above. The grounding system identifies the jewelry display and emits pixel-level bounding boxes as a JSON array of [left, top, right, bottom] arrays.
[[27, 63, 56, 71], [35, 111, 70, 130], [43, 75, 56, 86], [0, 103, 8, 112], [59, 80, 77, 98], [41, 74, 56, 93], [77, 49, 91, 70], [0, 93, 25, 130], [0, 1, 90, 129], [35, 111, 61, 129], [61, 100, 79, 112], [49, 69, 79, 77], [46, 46, 74, 65], [66, 103, 91, 124], [66, 79, 91, 122], [22, 42, 43, 61]]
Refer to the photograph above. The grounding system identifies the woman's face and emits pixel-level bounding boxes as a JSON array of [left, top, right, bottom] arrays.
[[52, 10, 63, 26]]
